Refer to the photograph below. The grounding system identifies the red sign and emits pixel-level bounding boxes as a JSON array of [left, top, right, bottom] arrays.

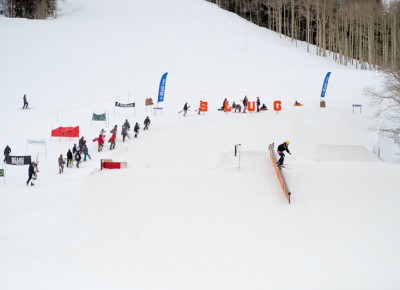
[[51, 126, 79, 137], [273, 101, 282, 112]]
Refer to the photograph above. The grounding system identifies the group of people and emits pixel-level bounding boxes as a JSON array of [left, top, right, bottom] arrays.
[[94, 117, 151, 151], [58, 136, 92, 174], [219, 96, 268, 113]]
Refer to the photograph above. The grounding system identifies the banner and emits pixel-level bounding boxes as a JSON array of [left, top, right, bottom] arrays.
[[27, 139, 46, 144], [6, 155, 31, 166], [51, 126, 79, 137], [115, 102, 135, 108], [320, 72, 331, 98], [157, 72, 168, 103], [92, 113, 107, 121]]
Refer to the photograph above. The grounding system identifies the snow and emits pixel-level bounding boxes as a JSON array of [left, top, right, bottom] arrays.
[[0, 0, 399, 289]]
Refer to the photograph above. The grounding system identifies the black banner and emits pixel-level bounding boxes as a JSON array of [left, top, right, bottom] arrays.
[[6, 155, 31, 166], [115, 102, 135, 108]]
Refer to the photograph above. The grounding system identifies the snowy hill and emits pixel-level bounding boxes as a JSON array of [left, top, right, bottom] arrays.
[[0, 0, 399, 289]]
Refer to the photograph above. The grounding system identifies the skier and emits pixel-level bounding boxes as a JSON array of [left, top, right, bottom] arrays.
[[108, 133, 116, 150], [82, 144, 91, 161], [3, 145, 11, 162], [256, 97, 261, 112], [58, 154, 65, 174], [66, 149, 73, 168], [26, 162, 35, 186], [22, 94, 28, 109], [133, 122, 140, 138], [242, 96, 248, 113], [144, 116, 150, 130], [183, 103, 189, 116], [75, 151, 82, 168], [121, 126, 128, 142], [277, 141, 291, 167]]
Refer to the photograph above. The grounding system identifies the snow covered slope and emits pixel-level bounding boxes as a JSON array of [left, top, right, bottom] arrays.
[[0, 0, 399, 289]]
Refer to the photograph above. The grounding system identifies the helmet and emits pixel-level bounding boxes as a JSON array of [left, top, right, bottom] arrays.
[[285, 140, 290, 145]]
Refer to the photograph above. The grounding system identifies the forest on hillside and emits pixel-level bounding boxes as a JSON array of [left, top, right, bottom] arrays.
[[207, 0, 400, 70], [0, 0, 57, 19]]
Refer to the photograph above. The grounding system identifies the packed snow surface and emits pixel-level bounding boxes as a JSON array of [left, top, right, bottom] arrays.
[[0, 0, 399, 289]]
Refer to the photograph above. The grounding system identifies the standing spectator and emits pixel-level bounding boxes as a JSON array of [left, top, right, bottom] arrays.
[[242, 96, 248, 113], [66, 149, 73, 168], [26, 162, 35, 186], [58, 154, 65, 174], [22, 94, 28, 109], [75, 151, 82, 168], [3, 145, 11, 162], [99, 128, 106, 136], [256, 97, 261, 112], [72, 144, 77, 155], [82, 144, 91, 161]]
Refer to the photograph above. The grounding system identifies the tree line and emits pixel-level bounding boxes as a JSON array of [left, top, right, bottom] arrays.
[[206, 0, 400, 70], [0, 0, 57, 19]]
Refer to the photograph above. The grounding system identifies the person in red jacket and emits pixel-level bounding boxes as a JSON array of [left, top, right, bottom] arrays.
[[108, 133, 116, 150]]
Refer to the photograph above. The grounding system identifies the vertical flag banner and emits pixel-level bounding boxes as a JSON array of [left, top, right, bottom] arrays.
[[157, 72, 168, 104], [320, 72, 331, 98]]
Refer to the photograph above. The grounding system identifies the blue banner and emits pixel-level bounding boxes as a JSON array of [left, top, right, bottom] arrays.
[[320, 72, 331, 98], [157, 72, 168, 103]]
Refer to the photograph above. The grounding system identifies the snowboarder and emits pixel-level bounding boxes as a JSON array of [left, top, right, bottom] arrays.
[[3, 145, 11, 162], [22, 94, 28, 109], [277, 141, 291, 167], [58, 154, 65, 174], [183, 103, 189, 116], [108, 133, 116, 150], [144, 116, 150, 130], [66, 149, 73, 168], [256, 97, 261, 112], [82, 144, 91, 161], [134, 122, 140, 138], [75, 151, 81, 168], [26, 162, 35, 186]]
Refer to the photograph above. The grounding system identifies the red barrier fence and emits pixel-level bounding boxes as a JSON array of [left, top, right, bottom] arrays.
[[101, 159, 128, 170]]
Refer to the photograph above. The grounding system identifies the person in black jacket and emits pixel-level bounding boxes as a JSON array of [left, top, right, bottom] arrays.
[[3, 145, 11, 162], [75, 151, 82, 168], [26, 162, 35, 186], [66, 149, 73, 168], [134, 122, 140, 138], [144, 116, 150, 130], [277, 141, 291, 166]]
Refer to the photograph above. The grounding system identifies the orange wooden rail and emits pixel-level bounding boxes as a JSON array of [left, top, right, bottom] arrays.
[[268, 143, 291, 204]]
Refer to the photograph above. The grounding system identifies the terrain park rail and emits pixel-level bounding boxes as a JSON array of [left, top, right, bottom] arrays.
[[268, 143, 291, 204]]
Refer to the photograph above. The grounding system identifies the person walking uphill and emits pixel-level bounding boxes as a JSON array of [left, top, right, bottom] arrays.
[[75, 150, 82, 168], [143, 116, 150, 130], [66, 149, 73, 168], [134, 122, 140, 138], [3, 145, 11, 162], [22, 94, 28, 109], [58, 154, 65, 174], [26, 162, 35, 186], [277, 141, 291, 167]]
